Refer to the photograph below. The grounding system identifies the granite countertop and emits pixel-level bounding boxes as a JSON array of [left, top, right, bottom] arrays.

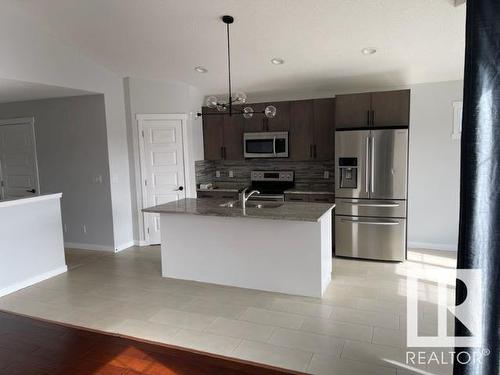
[[284, 189, 334, 195], [143, 198, 334, 222]]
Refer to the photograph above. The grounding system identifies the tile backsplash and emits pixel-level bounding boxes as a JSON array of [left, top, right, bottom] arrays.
[[195, 159, 334, 191]]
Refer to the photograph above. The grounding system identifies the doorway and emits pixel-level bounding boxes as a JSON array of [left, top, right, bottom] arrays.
[[137, 114, 189, 245], [0, 118, 40, 200]]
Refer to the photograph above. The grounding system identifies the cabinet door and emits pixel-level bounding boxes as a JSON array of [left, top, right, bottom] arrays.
[[223, 112, 244, 160], [371, 90, 410, 127], [242, 103, 266, 132], [335, 93, 371, 129], [202, 107, 224, 160], [290, 100, 314, 160], [266, 101, 290, 132], [313, 98, 335, 160]]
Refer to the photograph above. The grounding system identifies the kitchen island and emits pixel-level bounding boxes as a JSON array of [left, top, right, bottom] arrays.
[[144, 198, 334, 297]]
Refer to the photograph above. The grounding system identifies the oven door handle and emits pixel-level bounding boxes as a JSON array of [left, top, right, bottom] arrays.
[[273, 136, 277, 156]]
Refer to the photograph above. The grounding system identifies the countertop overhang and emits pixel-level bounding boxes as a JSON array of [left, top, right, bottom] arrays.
[[143, 198, 334, 222]]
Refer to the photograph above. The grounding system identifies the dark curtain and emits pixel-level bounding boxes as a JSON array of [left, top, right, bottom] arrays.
[[454, 0, 500, 374]]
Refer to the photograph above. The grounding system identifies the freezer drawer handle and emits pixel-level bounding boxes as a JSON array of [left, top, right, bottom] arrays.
[[340, 218, 400, 226], [343, 202, 400, 208]]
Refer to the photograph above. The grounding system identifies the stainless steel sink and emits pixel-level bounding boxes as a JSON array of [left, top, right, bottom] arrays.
[[219, 201, 283, 209]]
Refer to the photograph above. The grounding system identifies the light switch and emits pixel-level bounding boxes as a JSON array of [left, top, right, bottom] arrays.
[[323, 171, 330, 179], [215, 171, 221, 178], [229, 170, 234, 178]]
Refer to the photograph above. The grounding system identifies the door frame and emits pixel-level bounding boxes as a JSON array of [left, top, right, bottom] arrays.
[[135, 113, 191, 245], [0, 117, 40, 200]]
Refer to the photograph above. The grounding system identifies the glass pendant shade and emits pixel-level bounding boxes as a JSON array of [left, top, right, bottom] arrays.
[[232, 92, 247, 104], [243, 106, 254, 119], [264, 105, 277, 118], [206, 95, 218, 109], [216, 100, 227, 112]]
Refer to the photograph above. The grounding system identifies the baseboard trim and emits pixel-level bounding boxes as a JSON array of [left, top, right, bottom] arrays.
[[64, 242, 114, 252], [0, 265, 68, 298], [408, 241, 457, 252], [114, 241, 135, 253], [134, 240, 149, 247]]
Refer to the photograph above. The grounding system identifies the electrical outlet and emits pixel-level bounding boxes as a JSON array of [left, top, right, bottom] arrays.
[[82, 224, 87, 234], [323, 171, 330, 179], [215, 171, 221, 178], [228, 170, 234, 178], [94, 174, 103, 184]]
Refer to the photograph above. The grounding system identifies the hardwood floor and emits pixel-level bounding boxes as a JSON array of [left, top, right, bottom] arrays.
[[0, 311, 303, 375]]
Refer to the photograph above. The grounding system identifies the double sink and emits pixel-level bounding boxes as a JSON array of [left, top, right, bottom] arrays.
[[220, 201, 283, 209]]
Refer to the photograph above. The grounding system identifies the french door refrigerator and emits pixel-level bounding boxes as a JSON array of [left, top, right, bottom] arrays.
[[335, 129, 408, 261]]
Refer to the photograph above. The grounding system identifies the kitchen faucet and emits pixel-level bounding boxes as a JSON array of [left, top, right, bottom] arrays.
[[240, 187, 260, 209]]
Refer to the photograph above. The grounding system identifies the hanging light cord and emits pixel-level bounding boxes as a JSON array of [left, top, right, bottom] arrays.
[[226, 22, 232, 116]]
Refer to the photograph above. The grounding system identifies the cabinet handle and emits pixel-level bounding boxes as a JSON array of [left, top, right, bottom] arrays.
[[367, 110, 370, 126], [220, 147, 224, 159], [371, 110, 375, 126], [313, 145, 317, 158], [309, 145, 313, 158]]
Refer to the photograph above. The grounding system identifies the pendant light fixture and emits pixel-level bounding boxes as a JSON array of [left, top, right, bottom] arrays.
[[197, 15, 276, 119]]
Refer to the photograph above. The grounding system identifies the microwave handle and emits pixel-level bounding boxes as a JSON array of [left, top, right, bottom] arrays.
[[273, 136, 277, 155]]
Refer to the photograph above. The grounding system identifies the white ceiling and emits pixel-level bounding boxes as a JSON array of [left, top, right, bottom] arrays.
[[10, 0, 466, 96], [0, 78, 95, 104]]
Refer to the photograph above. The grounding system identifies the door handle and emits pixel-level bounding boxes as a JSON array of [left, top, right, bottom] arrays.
[[26, 189, 36, 193], [340, 218, 399, 226], [365, 137, 370, 193], [176, 186, 184, 191], [343, 202, 400, 208], [371, 136, 375, 193]]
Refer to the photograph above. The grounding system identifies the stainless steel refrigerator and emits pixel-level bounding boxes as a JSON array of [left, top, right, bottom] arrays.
[[335, 129, 408, 261]]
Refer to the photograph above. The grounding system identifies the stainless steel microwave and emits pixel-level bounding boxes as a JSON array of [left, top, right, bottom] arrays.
[[243, 132, 289, 158]]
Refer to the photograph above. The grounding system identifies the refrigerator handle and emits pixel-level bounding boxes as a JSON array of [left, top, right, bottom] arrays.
[[371, 136, 375, 193], [365, 137, 370, 193]]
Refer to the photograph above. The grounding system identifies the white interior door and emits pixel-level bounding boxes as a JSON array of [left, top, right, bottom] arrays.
[[139, 116, 186, 244], [0, 119, 40, 200]]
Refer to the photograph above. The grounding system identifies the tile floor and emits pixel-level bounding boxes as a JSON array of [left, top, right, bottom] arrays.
[[0, 246, 457, 375]]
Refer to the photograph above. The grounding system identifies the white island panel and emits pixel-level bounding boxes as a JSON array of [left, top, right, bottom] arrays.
[[0, 194, 67, 297], [160, 212, 331, 297]]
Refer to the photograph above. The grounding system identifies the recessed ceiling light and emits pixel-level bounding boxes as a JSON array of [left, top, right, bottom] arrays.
[[271, 58, 285, 65], [361, 48, 377, 55], [194, 66, 208, 73]]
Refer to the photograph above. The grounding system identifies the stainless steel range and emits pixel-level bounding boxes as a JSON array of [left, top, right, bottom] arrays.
[[249, 170, 294, 201], [335, 129, 409, 262]]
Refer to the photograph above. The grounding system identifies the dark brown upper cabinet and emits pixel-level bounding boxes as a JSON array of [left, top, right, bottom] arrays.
[[202, 107, 224, 160], [371, 90, 410, 127], [313, 98, 335, 160], [242, 103, 266, 133], [266, 101, 290, 132], [335, 93, 371, 129], [290, 99, 335, 161], [335, 90, 410, 129], [290, 100, 314, 160], [202, 106, 244, 160]]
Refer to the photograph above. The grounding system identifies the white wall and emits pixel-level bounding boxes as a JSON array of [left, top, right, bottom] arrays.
[[407, 81, 463, 250], [123, 77, 203, 243], [0, 194, 67, 297], [0, 3, 133, 250], [0, 95, 115, 248]]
